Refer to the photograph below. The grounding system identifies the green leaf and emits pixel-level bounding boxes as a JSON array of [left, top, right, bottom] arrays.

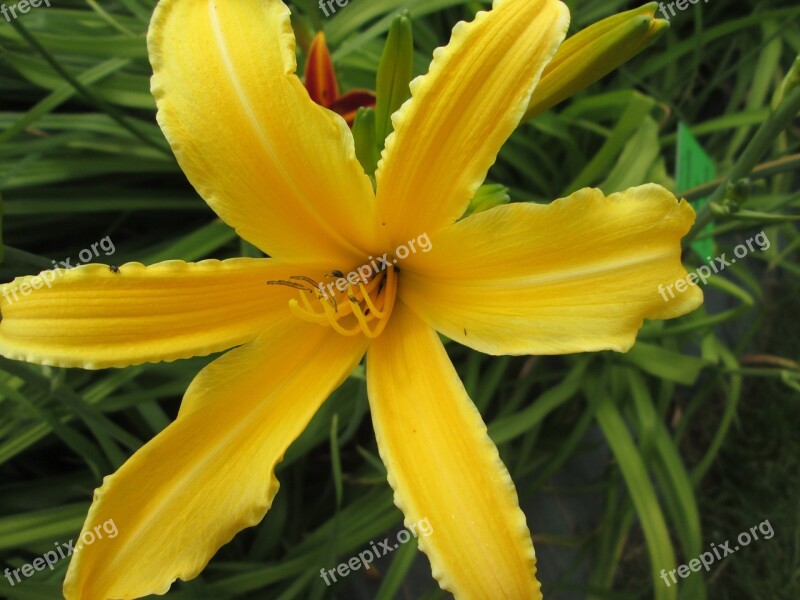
[[676, 123, 716, 260], [0, 504, 88, 552], [596, 395, 677, 600], [564, 91, 655, 193], [489, 358, 588, 444], [374, 536, 419, 600], [623, 342, 712, 385], [600, 115, 661, 193]]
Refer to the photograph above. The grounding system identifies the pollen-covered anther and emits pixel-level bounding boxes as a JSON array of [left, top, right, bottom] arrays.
[[268, 266, 398, 339]]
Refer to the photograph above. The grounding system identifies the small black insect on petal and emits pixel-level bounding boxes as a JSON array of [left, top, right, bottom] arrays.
[[109, 265, 120, 273]]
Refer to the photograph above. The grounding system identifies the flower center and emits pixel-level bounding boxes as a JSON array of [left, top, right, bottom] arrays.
[[268, 264, 398, 339]]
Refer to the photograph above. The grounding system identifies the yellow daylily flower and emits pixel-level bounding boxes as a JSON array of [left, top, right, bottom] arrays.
[[0, 0, 703, 599]]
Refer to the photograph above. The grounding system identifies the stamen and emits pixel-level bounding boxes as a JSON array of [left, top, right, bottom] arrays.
[[290, 275, 321, 287], [363, 266, 398, 339], [277, 264, 398, 338], [298, 292, 327, 320], [289, 299, 327, 324], [320, 296, 363, 336], [267, 280, 312, 292], [357, 281, 386, 319]]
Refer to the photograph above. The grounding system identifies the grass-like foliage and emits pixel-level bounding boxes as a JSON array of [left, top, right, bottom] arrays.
[[0, 0, 798, 598]]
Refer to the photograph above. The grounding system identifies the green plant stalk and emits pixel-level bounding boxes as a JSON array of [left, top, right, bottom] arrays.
[[681, 153, 800, 201], [691, 341, 742, 484], [684, 86, 800, 246]]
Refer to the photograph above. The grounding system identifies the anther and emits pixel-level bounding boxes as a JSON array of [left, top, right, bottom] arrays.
[[274, 265, 398, 338]]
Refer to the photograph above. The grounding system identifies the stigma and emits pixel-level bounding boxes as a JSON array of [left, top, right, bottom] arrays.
[[268, 264, 398, 339]]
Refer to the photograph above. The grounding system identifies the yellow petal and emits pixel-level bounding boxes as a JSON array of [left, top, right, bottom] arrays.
[[401, 184, 703, 355], [368, 302, 541, 599], [148, 0, 381, 264], [375, 0, 570, 244], [63, 319, 367, 600], [0, 259, 309, 369], [525, 2, 669, 120]]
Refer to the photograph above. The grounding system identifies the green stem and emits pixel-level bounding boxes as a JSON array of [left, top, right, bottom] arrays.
[[683, 86, 800, 246], [681, 153, 800, 201]]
